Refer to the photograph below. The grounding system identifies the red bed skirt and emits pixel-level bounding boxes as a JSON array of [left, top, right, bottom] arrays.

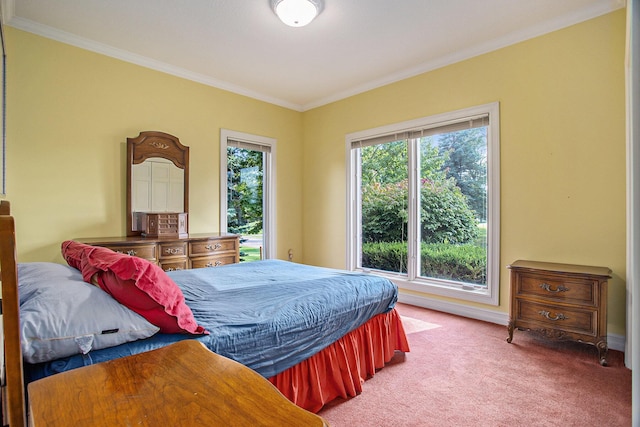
[[268, 308, 410, 413]]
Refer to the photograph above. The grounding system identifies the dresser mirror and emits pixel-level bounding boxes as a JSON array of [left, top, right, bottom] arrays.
[[126, 131, 189, 236]]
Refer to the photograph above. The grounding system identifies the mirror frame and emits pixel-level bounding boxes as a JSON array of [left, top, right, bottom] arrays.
[[126, 131, 190, 237]]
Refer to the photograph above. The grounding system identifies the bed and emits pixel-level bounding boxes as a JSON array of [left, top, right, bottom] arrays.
[[0, 204, 410, 425]]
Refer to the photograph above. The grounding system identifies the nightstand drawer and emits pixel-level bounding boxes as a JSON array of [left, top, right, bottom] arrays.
[[516, 300, 597, 336], [516, 272, 596, 305]]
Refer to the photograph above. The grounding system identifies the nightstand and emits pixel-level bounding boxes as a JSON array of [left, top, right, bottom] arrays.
[[507, 260, 611, 365]]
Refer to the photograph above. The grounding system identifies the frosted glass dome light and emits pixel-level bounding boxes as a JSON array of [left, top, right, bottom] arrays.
[[271, 0, 324, 27]]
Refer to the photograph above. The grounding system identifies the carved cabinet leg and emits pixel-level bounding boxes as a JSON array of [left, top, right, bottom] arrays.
[[597, 340, 608, 366], [506, 321, 514, 343]]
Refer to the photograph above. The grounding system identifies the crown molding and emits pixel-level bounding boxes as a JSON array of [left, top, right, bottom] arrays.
[[1, 0, 626, 112], [0, 0, 14, 26], [302, 0, 626, 111], [3, 2, 303, 111]]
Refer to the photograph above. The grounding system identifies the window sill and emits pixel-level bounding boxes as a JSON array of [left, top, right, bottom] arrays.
[[359, 269, 499, 306]]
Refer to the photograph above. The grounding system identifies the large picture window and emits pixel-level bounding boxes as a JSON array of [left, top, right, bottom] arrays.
[[346, 103, 500, 305]]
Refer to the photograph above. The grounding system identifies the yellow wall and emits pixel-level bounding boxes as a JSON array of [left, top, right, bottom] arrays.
[[3, 10, 627, 335], [301, 11, 627, 334], [5, 28, 304, 264]]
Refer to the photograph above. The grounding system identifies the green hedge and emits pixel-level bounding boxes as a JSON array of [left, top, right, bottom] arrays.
[[362, 241, 486, 286]]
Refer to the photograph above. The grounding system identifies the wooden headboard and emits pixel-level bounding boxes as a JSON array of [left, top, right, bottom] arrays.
[[0, 200, 27, 426]]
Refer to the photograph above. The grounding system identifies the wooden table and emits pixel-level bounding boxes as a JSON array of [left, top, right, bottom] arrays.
[[28, 340, 328, 426]]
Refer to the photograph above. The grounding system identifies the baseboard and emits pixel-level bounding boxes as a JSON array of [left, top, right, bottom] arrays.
[[397, 291, 626, 352], [609, 333, 625, 353]]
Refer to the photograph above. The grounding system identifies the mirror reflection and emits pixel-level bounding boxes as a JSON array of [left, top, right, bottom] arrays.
[[131, 157, 184, 214]]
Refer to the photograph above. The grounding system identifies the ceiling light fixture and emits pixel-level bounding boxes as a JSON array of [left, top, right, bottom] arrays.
[[270, 0, 324, 27]]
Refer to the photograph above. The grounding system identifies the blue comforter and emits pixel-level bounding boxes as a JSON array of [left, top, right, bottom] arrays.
[[26, 260, 398, 381]]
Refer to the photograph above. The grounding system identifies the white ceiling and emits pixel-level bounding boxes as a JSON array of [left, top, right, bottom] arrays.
[[2, 0, 625, 111]]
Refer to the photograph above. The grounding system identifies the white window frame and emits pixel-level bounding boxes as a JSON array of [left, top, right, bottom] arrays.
[[346, 102, 500, 305], [220, 129, 276, 260]]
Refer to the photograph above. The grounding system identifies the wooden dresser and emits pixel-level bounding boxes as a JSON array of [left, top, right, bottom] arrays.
[[506, 260, 611, 365], [78, 233, 239, 271]]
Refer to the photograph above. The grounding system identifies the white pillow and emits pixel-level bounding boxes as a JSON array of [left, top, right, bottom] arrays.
[[18, 262, 160, 364]]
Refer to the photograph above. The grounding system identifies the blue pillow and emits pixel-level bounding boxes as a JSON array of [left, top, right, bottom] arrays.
[[18, 262, 160, 364]]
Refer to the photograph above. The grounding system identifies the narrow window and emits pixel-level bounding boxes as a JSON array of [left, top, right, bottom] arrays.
[[220, 130, 276, 261]]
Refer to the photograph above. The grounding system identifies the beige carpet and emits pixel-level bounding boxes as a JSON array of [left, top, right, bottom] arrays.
[[400, 315, 441, 334]]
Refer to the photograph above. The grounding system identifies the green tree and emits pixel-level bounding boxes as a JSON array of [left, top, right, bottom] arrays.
[[361, 140, 407, 186], [420, 138, 448, 182], [361, 177, 478, 245], [362, 180, 408, 243], [361, 137, 478, 245], [419, 177, 479, 244], [227, 147, 263, 235], [437, 128, 487, 221]]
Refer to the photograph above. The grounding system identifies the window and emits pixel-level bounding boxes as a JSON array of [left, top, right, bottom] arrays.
[[346, 103, 500, 304], [220, 129, 276, 261]]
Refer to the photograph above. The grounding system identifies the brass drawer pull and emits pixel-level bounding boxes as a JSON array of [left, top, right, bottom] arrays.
[[538, 310, 568, 321], [205, 243, 222, 251], [165, 267, 183, 272], [164, 248, 182, 255], [539, 283, 569, 293], [116, 250, 137, 256], [205, 260, 223, 267]]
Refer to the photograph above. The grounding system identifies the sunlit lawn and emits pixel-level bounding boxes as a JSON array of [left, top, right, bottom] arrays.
[[240, 246, 262, 262], [475, 223, 487, 247]]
